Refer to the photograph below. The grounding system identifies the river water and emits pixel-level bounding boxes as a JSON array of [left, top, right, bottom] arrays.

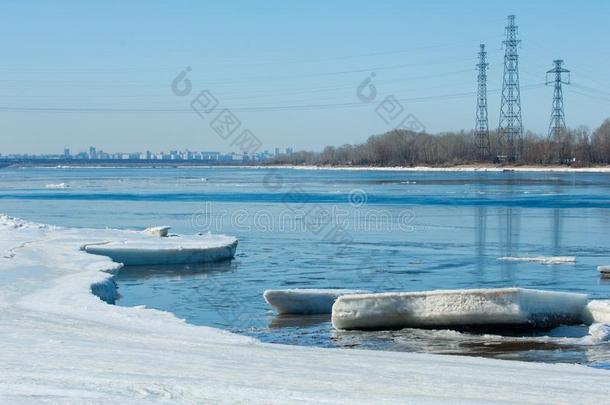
[[1, 166, 609, 368]]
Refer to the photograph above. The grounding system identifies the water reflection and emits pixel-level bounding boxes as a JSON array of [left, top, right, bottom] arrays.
[[116, 261, 238, 281]]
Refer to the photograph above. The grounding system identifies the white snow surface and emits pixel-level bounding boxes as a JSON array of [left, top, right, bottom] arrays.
[[82, 232, 237, 266], [264, 289, 368, 314], [1, 215, 609, 404], [497, 256, 576, 265], [332, 288, 588, 331]]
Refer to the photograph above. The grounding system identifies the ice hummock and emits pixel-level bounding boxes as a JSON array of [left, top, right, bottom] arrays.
[[497, 256, 576, 265], [332, 288, 588, 330], [264, 289, 369, 315], [82, 234, 237, 266]]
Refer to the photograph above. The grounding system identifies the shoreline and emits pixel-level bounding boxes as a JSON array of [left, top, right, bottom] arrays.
[[5, 163, 610, 173]]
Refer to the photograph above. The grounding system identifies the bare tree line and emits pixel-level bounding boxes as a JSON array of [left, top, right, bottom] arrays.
[[273, 119, 610, 167]]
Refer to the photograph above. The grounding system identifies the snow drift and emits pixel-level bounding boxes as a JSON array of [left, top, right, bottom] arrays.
[[332, 288, 588, 330], [264, 289, 368, 315]]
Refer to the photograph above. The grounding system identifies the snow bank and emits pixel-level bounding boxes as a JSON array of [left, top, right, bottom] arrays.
[[332, 288, 588, 331], [82, 234, 237, 266], [497, 256, 576, 265], [2, 215, 610, 404], [264, 289, 368, 315]]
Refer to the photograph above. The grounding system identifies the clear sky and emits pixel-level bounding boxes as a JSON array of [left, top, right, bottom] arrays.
[[1, 0, 609, 154]]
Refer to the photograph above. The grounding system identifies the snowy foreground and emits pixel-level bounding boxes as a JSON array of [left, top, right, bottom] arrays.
[[1, 216, 610, 404]]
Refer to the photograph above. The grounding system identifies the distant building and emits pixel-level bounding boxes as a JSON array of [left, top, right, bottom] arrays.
[[88, 146, 97, 159], [285, 147, 293, 156], [274, 147, 280, 158], [63, 148, 71, 159]]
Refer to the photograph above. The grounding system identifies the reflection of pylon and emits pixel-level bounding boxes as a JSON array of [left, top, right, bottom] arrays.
[[475, 44, 490, 159], [498, 15, 523, 161], [546, 60, 570, 139]]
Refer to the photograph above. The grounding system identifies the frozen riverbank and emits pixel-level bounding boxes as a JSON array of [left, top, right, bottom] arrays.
[[1, 215, 609, 404]]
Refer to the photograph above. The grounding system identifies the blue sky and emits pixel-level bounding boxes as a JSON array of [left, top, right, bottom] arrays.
[[1, 0, 609, 154]]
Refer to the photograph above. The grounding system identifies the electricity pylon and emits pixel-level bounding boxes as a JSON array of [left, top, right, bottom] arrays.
[[498, 15, 523, 162], [475, 44, 490, 159], [546, 59, 570, 139]]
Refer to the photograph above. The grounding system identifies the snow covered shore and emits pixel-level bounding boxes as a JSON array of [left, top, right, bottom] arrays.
[[1, 215, 609, 404]]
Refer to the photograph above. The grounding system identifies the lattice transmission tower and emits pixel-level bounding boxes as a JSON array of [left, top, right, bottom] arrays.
[[498, 15, 523, 161], [546, 59, 570, 139], [475, 44, 490, 159]]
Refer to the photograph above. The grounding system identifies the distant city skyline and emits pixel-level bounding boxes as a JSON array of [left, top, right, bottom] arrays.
[[1, 1, 610, 154], [0, 145, 294, 163]]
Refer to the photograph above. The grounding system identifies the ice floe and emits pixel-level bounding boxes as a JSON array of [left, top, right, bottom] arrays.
[[497, 256, 576, 265], [143, 225, 171, 237], [332, 288, 588, 331], [585, 300, 610, 324], [44, 182, 69, 189], [598, 265, 610, 275], [2, 215, 610, 404], [588, 323, 610, 343], [264, 289, 368, 315], [82, 233, 237, 266]]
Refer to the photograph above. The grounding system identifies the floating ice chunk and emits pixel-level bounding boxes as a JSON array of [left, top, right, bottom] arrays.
[[584, 300, 610, 324], [264, 289, 369, 315], [497, 256, 576, 265], [588, 323, 610, 342], [598, 265, 610, 275], [45, 183, 69, 189], [143, 225, 171, 237], [332, 288, 588, 331], [83, 234, 237, 266]]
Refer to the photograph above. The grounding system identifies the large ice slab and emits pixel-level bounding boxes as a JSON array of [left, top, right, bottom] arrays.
[[264, 289, 368, 315], [598, 265, 610, 275], [332, 288, 588, 330], [82, 234, 237, 266]]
